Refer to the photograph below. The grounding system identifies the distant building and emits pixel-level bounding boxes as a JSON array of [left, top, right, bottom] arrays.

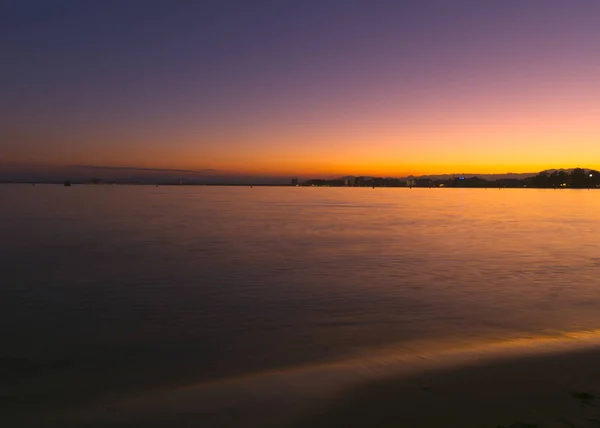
[[415, 178, 434, 187], [321, 179, 339, 186], [372, 177, 383, 187], [355, 176, 372, 186]]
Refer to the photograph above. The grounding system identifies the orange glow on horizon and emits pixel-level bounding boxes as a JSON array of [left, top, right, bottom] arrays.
[[5, 87, 600, 178]]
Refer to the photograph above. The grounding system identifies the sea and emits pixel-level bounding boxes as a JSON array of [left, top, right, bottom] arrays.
[[2, 184, 600, 426]]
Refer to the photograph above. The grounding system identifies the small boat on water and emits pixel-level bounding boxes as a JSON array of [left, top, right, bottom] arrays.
[[64, 180, 72, 187]]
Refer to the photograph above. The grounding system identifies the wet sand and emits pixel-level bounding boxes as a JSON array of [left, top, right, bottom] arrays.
[[291, 347, 600, 428], [7, 335, 600, 427]]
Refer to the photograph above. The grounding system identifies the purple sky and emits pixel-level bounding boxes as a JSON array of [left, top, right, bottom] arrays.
[[2, 1, 600, 181]]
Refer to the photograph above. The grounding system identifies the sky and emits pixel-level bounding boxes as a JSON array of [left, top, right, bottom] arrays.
[[2, 0, 600, 181]]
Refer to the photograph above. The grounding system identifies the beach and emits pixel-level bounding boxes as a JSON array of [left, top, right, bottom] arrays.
[[292, 345, 600, 428], [6, 332, 600, 428]]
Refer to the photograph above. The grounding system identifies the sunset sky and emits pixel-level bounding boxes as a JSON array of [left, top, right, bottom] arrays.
[[2, 0, 600, 180]]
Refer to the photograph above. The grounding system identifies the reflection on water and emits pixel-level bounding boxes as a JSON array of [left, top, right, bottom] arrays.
[[1, 184, 600, 414]]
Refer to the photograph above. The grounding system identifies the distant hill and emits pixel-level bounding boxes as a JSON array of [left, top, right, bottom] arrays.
[[539, 168, 593, 174]]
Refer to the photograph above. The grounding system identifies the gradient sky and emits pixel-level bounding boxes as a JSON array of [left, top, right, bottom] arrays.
[[2, 0, 600, 179]]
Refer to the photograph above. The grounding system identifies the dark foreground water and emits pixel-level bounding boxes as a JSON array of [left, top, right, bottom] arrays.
[[2, 184, 600, 425]]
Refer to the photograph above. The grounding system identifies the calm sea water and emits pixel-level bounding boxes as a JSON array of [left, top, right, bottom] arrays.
[[2, 184, 600, 423]]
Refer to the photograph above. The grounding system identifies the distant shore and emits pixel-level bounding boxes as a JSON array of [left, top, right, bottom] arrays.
[[2, 182, 600, 189], [1, 167, 598, 188]]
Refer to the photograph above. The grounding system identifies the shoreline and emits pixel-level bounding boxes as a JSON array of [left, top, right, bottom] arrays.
[[32, 330, 600, 428], [292, 345, 600, 428]]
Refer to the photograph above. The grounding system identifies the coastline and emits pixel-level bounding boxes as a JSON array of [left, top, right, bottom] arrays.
[[23, 331, 600, 428], [2, 182, 599, 189], [291, 345, 600, 428]]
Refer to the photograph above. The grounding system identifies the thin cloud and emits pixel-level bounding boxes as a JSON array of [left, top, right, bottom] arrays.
[[74, 165, 217, 173]]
